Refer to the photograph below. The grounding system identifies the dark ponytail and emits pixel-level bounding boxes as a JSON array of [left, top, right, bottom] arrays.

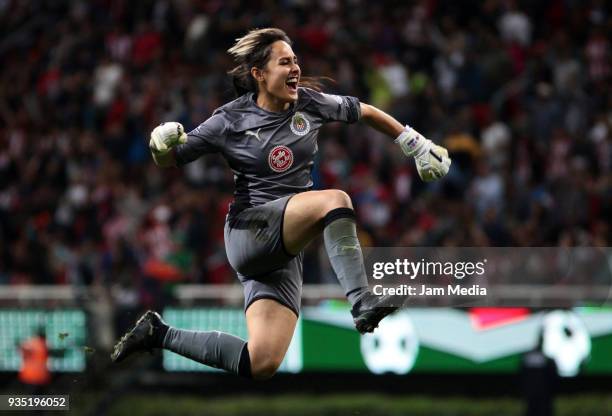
[[228, 64, 258, 96]]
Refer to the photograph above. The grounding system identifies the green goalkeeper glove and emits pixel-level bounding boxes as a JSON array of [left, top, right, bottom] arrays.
[[395, 125, 451, 182], [149, 122, 187, 155]]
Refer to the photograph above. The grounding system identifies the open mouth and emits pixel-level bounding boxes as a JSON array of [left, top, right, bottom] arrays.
[[286, 76, 299, 93]]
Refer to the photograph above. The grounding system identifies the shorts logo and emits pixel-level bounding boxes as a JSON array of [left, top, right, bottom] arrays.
[[290, 112, 310, 136], [268, 145, 294, 173]]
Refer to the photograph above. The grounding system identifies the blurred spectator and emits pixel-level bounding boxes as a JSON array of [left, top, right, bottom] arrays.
[[18, 328, 51, 394]]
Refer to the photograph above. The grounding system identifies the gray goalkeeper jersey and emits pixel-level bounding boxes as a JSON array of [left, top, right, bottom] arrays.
[[175, 87, 361, 217]]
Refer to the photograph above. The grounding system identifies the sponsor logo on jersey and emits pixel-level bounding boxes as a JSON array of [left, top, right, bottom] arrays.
[[290, 112, 310, 136], [245, 128, 262, 142], [268, 145, 294, 173]]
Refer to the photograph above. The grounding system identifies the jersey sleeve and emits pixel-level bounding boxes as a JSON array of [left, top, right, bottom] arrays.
[[302, 88, 361, 124], [174, 113, 227, 165]]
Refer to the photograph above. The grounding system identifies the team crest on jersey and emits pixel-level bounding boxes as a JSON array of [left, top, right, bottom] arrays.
[[290, 112, 310, 136], [268, 145, 294, 173]]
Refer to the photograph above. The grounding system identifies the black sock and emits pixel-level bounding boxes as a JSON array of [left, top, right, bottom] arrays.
[[237, 343, 252, 379]]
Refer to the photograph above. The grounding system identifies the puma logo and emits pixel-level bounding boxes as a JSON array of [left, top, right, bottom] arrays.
[[245, 128, 262, 142]]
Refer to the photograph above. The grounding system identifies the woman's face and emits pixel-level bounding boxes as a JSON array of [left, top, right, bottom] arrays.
[[254, 40, 301, 105]]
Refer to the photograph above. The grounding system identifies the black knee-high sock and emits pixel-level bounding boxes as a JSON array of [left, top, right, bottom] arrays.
[[323, 208, 369, 306]]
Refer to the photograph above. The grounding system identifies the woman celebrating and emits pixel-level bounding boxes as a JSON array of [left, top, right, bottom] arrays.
[[112, 28, 450, 379]]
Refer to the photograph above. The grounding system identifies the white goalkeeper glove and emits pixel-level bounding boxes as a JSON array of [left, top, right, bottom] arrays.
[[149, 122, 187, 155], [395, 125, 451, 182]]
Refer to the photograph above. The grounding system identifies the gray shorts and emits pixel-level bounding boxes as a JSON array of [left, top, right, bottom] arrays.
[[224, 195, 302, 317]]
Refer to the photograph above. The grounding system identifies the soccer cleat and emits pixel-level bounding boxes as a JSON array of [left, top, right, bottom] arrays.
[[111, 310, 168, 363], [351, 293, 399, 334]]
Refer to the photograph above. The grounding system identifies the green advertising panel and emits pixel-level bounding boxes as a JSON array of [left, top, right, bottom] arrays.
[[163, 305, 612, 377], [0, 310, 87, 372]]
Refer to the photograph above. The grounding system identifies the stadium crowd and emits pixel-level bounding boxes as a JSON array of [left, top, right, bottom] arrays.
[[0, 1, 610, 304]]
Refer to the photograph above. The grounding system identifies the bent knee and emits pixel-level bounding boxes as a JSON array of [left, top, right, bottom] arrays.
[[321, 189, 353, 212], [250, 355, 283, 380], [248, 343, 285, 380]]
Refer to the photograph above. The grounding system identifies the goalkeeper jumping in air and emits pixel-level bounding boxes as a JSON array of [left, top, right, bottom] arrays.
[[112, 28, 450, 379]]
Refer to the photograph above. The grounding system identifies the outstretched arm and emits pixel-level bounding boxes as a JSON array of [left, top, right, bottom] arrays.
[[150, 115, 226, 168], [359, 102, 452, 182], [359, 103, 404, 138]]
